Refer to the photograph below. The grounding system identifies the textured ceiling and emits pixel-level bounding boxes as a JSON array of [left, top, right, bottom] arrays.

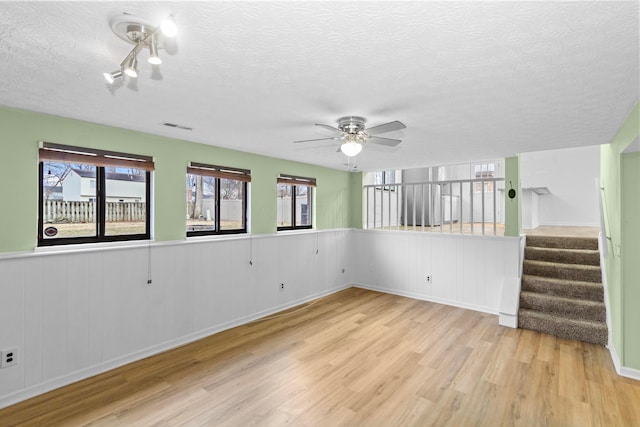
[[0, 1, 638, 172]]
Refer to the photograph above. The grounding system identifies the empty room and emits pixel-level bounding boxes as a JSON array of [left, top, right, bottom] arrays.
[[1, 1, 639, 425]]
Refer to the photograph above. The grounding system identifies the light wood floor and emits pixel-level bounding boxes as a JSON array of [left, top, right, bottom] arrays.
[[2, 288, 638, 426]]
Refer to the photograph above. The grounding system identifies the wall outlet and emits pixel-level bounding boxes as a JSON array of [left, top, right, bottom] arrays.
[[1, 347, 18, 368], [426, 276, 432, 284], [280, 283, 285, 292]]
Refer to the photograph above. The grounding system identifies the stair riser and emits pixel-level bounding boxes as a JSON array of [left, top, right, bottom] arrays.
[[518, 312, 607, 346], [519, 295, 606, 322], [521, 276, 604, 302], [523, 262, 601, 283], [524, 247, 600, 266], [526, 236, 598, 250]]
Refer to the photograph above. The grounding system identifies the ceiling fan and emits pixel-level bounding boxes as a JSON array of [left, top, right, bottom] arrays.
[[294, 116, 406, 157]]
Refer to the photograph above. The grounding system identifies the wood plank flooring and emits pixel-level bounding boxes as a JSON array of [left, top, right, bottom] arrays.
[[1, 288, 639, 426]]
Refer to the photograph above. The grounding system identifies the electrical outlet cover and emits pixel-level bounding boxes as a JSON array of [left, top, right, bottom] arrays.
[[1, 347, 18, 368]]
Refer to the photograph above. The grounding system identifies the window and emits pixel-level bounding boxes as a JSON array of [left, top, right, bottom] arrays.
[[374, 170, 396, 190], [38, 142, 153, 246], [474, 163, 495, 193], [277, 175, 315, 230], [186, 162, 250, 236]]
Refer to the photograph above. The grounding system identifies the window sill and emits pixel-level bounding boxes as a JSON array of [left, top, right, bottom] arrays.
[[276, 228, 315, 235], [34, 239, 154, 256]]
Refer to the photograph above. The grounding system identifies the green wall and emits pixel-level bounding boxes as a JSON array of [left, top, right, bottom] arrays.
[[601, 101, 640, 369], [0, 106, 358, 253], [622, 152, 640, 368], [504, 156, 521, 237]]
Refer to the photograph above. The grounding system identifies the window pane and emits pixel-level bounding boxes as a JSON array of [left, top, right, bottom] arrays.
[[384, 170, 395, 185], [374, 172, 383, 186], [186, 174, 216, 233], [277, 183, 292, 227], [295, 185, 312, 227], [104, 167, 147, 236], [220, 178, 245, 230], [42, 161, 97, 239]]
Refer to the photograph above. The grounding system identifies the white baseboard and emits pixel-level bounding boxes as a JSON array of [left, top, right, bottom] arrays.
[[608, 342, 640, 381], [353, 283, 498, 315], [0, 283, 351, 410], [619, 366, 640, 381], [596, 234, 640, 381]]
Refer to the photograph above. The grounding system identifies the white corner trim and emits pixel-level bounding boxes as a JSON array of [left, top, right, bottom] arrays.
[[499, 277, 521, 328]]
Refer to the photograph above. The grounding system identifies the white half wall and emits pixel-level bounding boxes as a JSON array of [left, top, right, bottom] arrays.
[[352, 230, 521, 314], [0, 230, 353, 409], [0, 227, 525, 409], [521, 145, 600, 227]]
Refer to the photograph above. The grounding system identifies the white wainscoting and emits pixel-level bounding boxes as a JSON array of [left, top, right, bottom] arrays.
[[352, 230, 521, 314], [0, 229, 353, 409]]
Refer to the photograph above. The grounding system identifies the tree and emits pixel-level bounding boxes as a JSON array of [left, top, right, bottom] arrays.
[[220, 178, 241, 200], [192, 175, 204, 219], [42, 161, 82, 200]]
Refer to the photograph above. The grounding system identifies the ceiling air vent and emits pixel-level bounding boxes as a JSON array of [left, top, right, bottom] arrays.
[[162, 122, 192, 131]]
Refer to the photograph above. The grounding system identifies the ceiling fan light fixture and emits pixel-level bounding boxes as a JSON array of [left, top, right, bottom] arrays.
[[103, 69, 123, 84], [340, 141, 363, 157]]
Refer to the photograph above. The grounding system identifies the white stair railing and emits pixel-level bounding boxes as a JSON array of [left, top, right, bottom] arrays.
[[364, 178, 505, 236]]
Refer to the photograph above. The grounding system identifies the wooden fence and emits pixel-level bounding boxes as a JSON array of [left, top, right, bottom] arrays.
[[42, 200, 146, 223]]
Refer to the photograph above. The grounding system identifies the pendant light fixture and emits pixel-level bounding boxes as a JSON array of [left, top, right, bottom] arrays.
[[104, 15, 177, 84]]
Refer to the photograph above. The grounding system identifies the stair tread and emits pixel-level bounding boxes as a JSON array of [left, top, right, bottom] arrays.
[[519, 308, 607, 328], [523, 259, 601, 270], [520, 291, 605, 307], [522, 274, 603, 288], [526, 235, 599, 250], [526, 246, 599, 254], [521, 275, 604, 302]]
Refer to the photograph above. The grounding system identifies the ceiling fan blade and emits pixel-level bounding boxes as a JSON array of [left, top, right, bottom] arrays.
[[368, 136, 402, 147], [366, 120, 406, 135], [315, 123, 342, 133], [293, 137, 340, 144]]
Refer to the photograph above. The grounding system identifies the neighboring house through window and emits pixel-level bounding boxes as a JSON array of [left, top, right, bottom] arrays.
[[38, 142, 153, 245], [186, 162, 250, 236], [277, 175, 315, 230]]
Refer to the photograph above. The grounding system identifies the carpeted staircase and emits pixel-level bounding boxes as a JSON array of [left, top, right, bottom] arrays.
[[518, 235, 608, 345]]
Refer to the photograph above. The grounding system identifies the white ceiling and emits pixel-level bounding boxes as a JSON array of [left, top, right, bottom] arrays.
[[0, 1, 638, 172]]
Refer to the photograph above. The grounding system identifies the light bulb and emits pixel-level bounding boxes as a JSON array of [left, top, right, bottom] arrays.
[[340, 141, 363, 157], [160, 16, 177, 38], [103, 70, 123, 84], [148, 34, 162, 65], [148, 55, 162, 65], [124, 56, 138, 78]]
